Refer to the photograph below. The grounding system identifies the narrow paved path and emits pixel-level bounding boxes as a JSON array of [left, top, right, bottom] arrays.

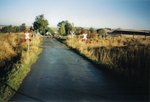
[[10, 38, 148, 102]]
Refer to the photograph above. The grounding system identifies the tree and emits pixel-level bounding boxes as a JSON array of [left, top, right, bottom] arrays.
[[1, 25, 23, 33], [45, 27, 55, 36], [1, 25, 13, 33], [1, 26, 9, 33], [48, 28, 55, 34], [89, 27, 95, 34], [89, 27, 96, 38], [65, 21, 72, 35], [97, 28, 107, 37], [57, 20, 73, 35], [20, 23, 26, 32], [74, 27, 83, 35], [60, 23, 66, 35], [33, 14, 49, 35], [13, 26, 20, 33]]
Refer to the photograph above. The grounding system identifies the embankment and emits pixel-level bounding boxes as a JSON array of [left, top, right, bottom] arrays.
[[0, 33, 43, 101], [64, 36, 150, 84]]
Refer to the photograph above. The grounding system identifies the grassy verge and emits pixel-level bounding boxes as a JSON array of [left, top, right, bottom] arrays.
[[0, 33, 43, 101]]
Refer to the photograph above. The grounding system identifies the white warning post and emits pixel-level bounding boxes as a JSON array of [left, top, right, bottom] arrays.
[[25, 31, 31, 51], [82, 32, 88, 42]]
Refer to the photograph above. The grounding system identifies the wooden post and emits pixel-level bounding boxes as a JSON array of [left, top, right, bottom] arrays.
[[27, 39, 29, 51], [25, 31, 31, 51]]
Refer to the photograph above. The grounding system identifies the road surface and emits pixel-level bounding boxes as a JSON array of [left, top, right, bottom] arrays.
[[10, 38, 148, 102]]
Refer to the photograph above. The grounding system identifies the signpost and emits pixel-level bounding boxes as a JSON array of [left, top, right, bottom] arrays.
[[25, 31, 31, 51], [82, 32, 87, 43], [82, 32, 88, 49]]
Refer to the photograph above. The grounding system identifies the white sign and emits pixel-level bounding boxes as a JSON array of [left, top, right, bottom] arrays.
[[25, 32, 30, 40], [25, 32, 30, 51], [82, 33, 87, 41]]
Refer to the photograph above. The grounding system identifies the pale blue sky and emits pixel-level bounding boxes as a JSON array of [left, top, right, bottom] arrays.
[[0, 0, 150, 30]]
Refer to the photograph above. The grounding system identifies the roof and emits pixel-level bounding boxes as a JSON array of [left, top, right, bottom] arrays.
[[111, 29, 150, 35]]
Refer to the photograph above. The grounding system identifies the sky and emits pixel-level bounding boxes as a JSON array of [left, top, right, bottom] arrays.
[[0, 0, 150, 30]]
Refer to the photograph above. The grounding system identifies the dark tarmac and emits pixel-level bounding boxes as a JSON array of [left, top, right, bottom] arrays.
[[10, 38, 148, 102]]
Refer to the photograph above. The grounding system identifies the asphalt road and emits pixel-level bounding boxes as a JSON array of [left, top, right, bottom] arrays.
[[10, 38, 148, 102]]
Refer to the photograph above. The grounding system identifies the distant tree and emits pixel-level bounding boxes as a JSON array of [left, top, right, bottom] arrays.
[[20, 23, 26, 32], [74, 27, 81, 35], [11, 26, 20, 33], [33, 14, 49, 35], [1, 25, 13, 33], [1, 25, 22, 33], [45, 27, 55, 35], [89, 27, 97, 38], [1, 26, 8, 33], [97, 28, 107, 37], [65, 21, 72, 35], [60, 22, 66, 35], [81, 28, 86, 34], [57, 20, 73, 35], [15, 26, 20, 32], [71, 23, 75, 32], [29, 26, 33, 32], [73, 27, 84, 35], [89, 27, 96, 34], [50, 28, 56, 34], [8, 25, 13, 33]]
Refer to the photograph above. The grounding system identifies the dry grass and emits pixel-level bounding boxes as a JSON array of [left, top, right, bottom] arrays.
[[0, 32, 42, 101], [67, 35, 150, 48], [66, 35, 150, 82], [0, 34, 16, 61], [0, 33, 42, 66], [0, 32, 42, 79]]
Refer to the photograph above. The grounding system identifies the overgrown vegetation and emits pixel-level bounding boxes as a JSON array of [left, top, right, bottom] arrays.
[[65, 35, 150, 83], [0, 33, 42, 101]]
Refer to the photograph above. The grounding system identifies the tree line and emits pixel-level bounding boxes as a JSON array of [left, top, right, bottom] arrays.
[[33, 15, 110, 36], [0, 14, 108, 36], [0, 23, 26, 33]]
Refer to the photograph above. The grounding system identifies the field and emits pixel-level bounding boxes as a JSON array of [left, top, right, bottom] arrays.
[[66, 35, 150, 83], [0, 33, 42, 101]]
